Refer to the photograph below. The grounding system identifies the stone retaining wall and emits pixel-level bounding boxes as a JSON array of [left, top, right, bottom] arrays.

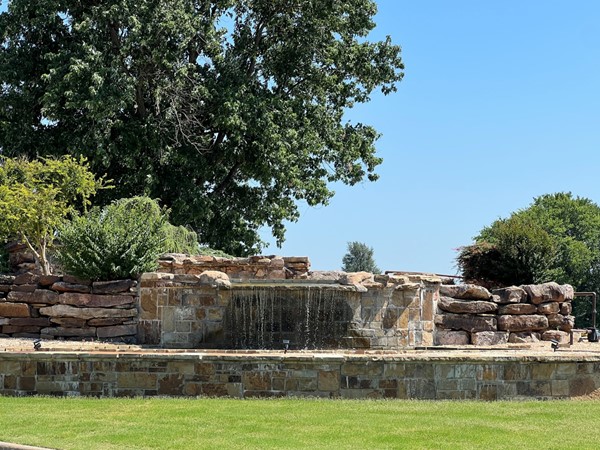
[[435, 282, 575, 345], [0, 274, 137, 342], [0, 351, 598, 400], [157, 254, 310, 279]]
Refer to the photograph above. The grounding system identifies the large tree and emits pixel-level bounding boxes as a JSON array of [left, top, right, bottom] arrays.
[[0, 0, 403, 255]]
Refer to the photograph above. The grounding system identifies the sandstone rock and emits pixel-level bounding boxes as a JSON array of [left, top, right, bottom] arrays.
[[13, 272, 39, 285], [497, 315, 548, 332], [437, 297, 497, 314], [521, 282, 574, 304], [508, 332, 540, 343], [537, 302, 560, 315], [491, 286, 526, 304], [0, 302, 30, 318], [92, 279, 136, 294], [198, 271, 231, 288], [340, 272, 374, 285], [39, 304, 137, 319], [434, 313, 497, 332], [560, 303, 572, 315], [7, 289, 59, 305], [498, 304, 537, 315], [96, 324, 137, 338], [439, 284, 491, 300], [434, 330, 470, 345], [88, 318, 129, 327], [11, 284, 37, 293], [547, 314, 575, 332], [541, 330, 570, 343], [40, 327, 96, 337], [38, 275, 61, 287], [57, 293, 135, 308], [8, 317, 50, 326], [50, 317, 88, 328], [2, 325, 42, 334], [308, 271, 344, 282], [471, 331, 509, 346], [50, 281, 91, 293]]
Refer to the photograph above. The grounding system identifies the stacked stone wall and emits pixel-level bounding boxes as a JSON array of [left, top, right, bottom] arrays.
[[435, 282, 575, 345], [0, 352, 598, 400], [157, 254, 310, 279], [0, 273, 137, 341]]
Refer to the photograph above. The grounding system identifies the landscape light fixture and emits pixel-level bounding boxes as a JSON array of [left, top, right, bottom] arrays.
[[33, 339, 41, 351], [550, 339, 559, 352], [283, 339, 290, 354]]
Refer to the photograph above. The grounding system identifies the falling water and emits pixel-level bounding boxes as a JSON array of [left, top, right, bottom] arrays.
[[225, 285, 353, 349]]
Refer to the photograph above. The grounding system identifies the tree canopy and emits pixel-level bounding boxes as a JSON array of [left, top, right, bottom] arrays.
[[342, 241, 380, 273], [0, 156, 105, 274], [0, 0, 404, 255]]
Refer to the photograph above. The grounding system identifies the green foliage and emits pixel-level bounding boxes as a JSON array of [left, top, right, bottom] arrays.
[[458, 193, 600, 326], [198, 246, 235, 259], [457, 216, 556, 288], [0, 244, 10, 273], [163, 224, 199, 255], [0, 156, 105, 274], [342, 241, 380, 273], [0, 0, 404, 255], [57, 197, 168, 280]]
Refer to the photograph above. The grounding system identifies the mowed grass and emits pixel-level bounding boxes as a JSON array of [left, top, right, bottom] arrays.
[[1, 397, 599, 449]]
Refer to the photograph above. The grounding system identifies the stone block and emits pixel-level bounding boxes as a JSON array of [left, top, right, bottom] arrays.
[[439, 284, 491, 300], [40, 326, 96, 337], [547, 314, 575, 332], [13, 272, 39, 285], [438, 297, 497, 314], [491, 286, 526, 304], [39, 304, 137, 319], [538, 302, 560, 315], [0, 302, 30, 318], [498, 304, 537, 315], [434, 313, 497, 332], [9, 317, 50, 326], [58, 293, 135, 308], [541, 330, 569, 343], [509, 332, 540, 343], [7, 290, 59, 305], [471, 331, 509, 346], [497, 315, 548, 332], [318, 370, 340, 391], [50, 317, 88, 328], [521, 282, 574, 304], [560, 302, 572, 315], [434, 330, 470, 346], [50, 281, 91, 293]]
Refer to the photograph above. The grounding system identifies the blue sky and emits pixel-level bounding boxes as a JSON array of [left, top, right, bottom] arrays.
[[262, 0, 600, 274], [2, 1, 599, 274]]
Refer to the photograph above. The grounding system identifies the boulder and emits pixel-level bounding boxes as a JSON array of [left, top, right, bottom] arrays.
[[437, 297, 497, 314], [7, 289, 59, 305], [497, 315, 548, 332], [547, 314, 575, 332], [471, 331, 509, 346], [0, 302, 30, 318], [198, 271, 231, 288], [434, 313, 497, 332], [439, 284, 491, 300], [308, 271, 344, 282], [560, 303, 572, 315], [498, 304, 537, 315], [537, 302, 560, 315], [509, 332, 540, 343], [541, 330, 570, 343], [491, 286, 526, 304], [521, 282, 574, 304], [435, 330, 470, 345], [340, 272, 374, 286], [39, 304, 137, 319]]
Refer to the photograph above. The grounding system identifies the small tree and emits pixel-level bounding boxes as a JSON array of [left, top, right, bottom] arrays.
[[342, 241, 380, 273], [0, 156, 106, 275]]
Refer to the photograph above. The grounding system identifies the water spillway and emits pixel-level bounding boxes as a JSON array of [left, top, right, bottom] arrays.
[[225, 284, 355, 349]]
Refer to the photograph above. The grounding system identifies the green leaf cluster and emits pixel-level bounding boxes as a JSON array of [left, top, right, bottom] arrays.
[[0, 0, 403, 255], [341, 241, 380, 273], [0, 155, 105, 274], [57, 196, 196, 280]]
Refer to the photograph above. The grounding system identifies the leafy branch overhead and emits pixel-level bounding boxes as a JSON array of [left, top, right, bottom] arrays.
[[0, 0, 404, 255]]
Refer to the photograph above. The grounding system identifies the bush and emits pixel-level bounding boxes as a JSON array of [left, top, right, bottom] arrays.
[[57, 197, 170, 280], [164, 224, 199, 255]]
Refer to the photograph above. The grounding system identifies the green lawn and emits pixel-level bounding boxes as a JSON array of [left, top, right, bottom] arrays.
[[1, 397, 598, 449]]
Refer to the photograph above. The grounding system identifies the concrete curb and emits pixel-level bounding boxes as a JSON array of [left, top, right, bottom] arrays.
[[0, 442, 55, 450]]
